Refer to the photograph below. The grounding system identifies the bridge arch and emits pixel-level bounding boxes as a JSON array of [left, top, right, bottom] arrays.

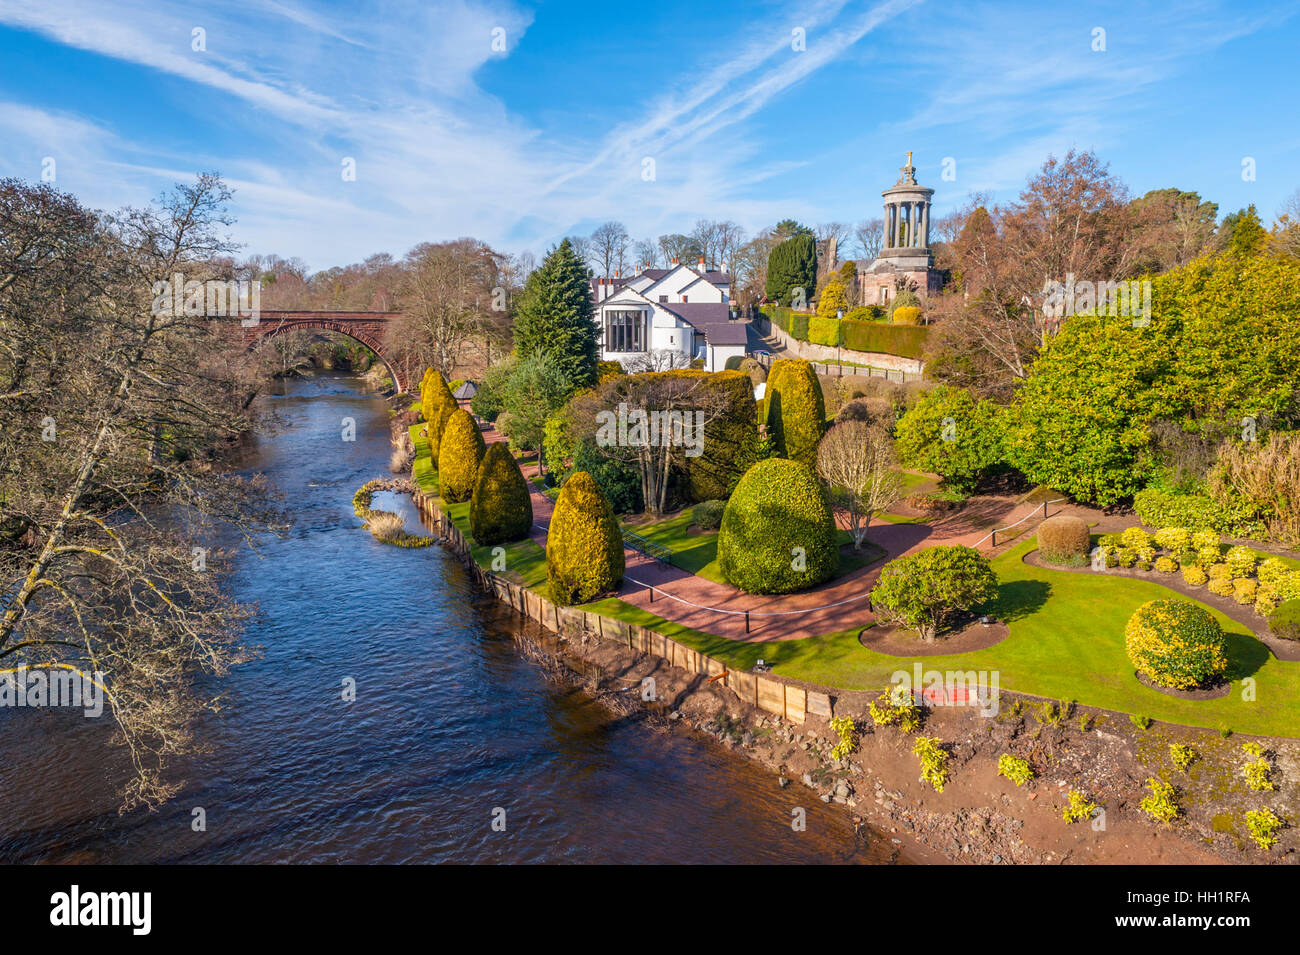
[[243, 310, 407, 393]]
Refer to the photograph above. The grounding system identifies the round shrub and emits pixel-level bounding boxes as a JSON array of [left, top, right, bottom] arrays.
[[1255, 588, 1280, 617], [469, 442, 534, 545], [1120, 527, 1155, 561], [1233, 578, 1257, 605], [1115, 547, 1136, 568], [546, 471, 625, 606], [1154, 556, 1178, 574], [1258, 557, 1292, 589], [724, 355, 745, 371], [893, 384, 1005, 493], [1208, 577, 1235, 597], [1225, 545, 1257, 578], [438, 408, 486, 503], [764, 359, 825, 468], [870, 545, 998, 641], [738, 357, 767, 386], [1125, 599, 1228, 689], [1182, 564, 1207, 586], [1191, 528, 1221, 551], [1268, 599, 1300, 640], [892, 305, 922, 325], [835, 396, 894, 429], [846, 305, 879, 322], [692, 499, 726, 531], [1154, 527, 1192, 553], [1207, 563, 1232, 581], [717, 458, 837, 594], [1037, 515, 1091, 562]]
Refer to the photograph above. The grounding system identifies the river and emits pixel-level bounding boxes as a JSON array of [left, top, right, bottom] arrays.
[[0, 375, 898, 864]]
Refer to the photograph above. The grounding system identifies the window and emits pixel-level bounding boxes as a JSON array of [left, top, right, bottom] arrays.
[[659, 295, 667, 303], [605, 310, 646, 352]]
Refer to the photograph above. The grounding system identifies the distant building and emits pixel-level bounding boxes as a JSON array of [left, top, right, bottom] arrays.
[[856, 153, 945, 307], [590, 257, 748, 372]]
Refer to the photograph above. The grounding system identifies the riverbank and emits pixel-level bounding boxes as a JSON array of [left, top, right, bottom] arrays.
[[403, 414, 1295, 865]]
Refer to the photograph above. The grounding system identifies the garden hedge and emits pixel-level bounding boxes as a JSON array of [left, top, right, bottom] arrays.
[[765, 358, 825, 468], [1125, 599, 1228, 689], [546, 470, 625, 605], [469, 441, 534, 545], [438, 408, 486, 503], [1037, 515, 1091, 561], [808, 316, 840, 347], [762, 307, 928, 359], [717, 458, 837, 593]]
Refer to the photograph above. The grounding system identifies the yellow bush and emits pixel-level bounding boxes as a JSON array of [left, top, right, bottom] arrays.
[[1154, 527, 1192, 552], [469, 441, 533, 545], [437, 409, 486, 503], [1233, 578, 1258, 605], [1125, 599, 1227, 689], [892, 305, 922, 325], [546, 471, 625, 605], [1181, 564, 1208, 586]]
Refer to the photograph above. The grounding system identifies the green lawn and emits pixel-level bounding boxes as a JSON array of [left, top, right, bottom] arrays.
[[767, 539, 1300, 738], [622, 510, 885, 583]]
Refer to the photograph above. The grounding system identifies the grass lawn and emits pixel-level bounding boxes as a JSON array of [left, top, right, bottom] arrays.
[[768, 538, 1300, 738], [622, 510, 885, 583]]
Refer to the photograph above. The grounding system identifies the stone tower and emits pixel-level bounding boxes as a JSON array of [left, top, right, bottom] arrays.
[[857, 152, 944, 306]]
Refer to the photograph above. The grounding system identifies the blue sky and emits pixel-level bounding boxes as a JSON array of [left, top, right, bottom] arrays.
[[0, 0, 1296, 269]]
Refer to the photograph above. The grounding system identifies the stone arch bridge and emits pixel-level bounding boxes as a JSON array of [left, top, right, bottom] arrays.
[[242, 310, 411, 393]]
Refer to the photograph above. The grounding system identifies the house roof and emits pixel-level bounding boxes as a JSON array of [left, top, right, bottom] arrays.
[[662, 302, 749, 345]]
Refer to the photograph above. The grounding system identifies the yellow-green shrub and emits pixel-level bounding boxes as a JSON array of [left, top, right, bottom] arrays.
[[829, 715, 858, 761], [1169, 743, 1199, 772], [469, 442, 533, 545], [1125, 599, 1228, 689], [1208, 577, 1235, 597], [1233, 578, 1258, 605], [717, 458, 837, 594], [1120, 527, 1155, 561], [1154, 556, 1178, 574], [997, 754, 1034, 786], [1225, 545, 1257, 578], [1154, 527, 1192, 552], [912, 736, 948, 791], [1182, 564, 1208, 586], [437, 409, 486, 503], [1241, 742, 1274, 791], [1140, 778, 1181, 824], [868, 686, 921, 732], [1258, 557, 1292, 589], [1246, 808, 1282, 849], [1191, 528, 1220, 550], [546, 471, 625, 606], [1255, 586, 1280, 617], [1062, 789, 1098, 823], [892, 305, 922, 325]]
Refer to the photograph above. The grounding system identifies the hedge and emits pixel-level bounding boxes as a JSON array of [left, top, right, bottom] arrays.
[[765, 358, 825, 468], [469, 442, 533, 545], [1133, 487, 1262, 537], [546, 471, 625, 605], [717, 458, 838, 593], [1270, 599, 1300, 640], [438, 408, 486, 503], [1037, 515, 1090, 560]]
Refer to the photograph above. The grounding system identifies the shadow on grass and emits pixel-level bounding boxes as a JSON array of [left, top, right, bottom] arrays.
[[1224, 629, 1272, 682], [984, 579, 1052, 624]]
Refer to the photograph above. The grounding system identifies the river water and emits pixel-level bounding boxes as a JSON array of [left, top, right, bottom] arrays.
[[0, 375, 898, 864]]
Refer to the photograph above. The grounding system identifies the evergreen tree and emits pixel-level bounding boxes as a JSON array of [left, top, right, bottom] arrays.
[[1222, 205, 1268, 257], [513, 238, 598, 389], [766, 232, 818, 306]]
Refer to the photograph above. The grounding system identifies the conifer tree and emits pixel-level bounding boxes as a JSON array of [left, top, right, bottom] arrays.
[[513, 238, 598, 389]]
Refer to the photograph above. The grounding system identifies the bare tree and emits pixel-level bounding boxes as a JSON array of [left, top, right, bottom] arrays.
[[632, 238, 661, 270], [1273, 188, 1300, 259], [815, 421, 903, 550], [0, 175, 283, 809], [622, 349, 692, 373], [853, 218, 884, 261], [590, 221, 630, 277]]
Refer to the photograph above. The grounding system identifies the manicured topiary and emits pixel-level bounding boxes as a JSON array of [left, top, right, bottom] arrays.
[[1037, 515, 1091, 563], [1182, 564, 1208, 586], [546, 471, 625, 605], [892, 305, 922, 325], [870, 545, 998, 641], [1207, 562, 1232, 581], [1208, 576, 1235, 597], [1154, 556, 1178, 574], [1125, 599, 1228, 689], [764, 358, 825, 468], [1269, 599, 1300, 640], [1233, 578, 1258, 605], [438, 408, 486, 503], [717, 458, 837, 594], [469, 442, 533, 545]]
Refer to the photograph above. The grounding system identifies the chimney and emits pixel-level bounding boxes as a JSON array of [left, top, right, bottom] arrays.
[[671, 256, 678, 265], [698, 256, 706, 272]]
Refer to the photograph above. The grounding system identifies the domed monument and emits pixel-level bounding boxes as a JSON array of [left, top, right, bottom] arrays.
[[856, 153, 945, 307]]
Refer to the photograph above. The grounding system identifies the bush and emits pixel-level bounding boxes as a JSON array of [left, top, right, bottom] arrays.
[[1182, 564, 1208, 586], [912, 736, 948, 792], [572, 442, 643, 514], [596, 360, 624, 381], [997, 754, 1034, 786], [807, 315, 840, 346], [1140, 778, 1181, 824], [469, 442, 534, 545], [1233, 577, 1258, 604], [681, 369, 761, 502], [764, 359, 825, 468], [1133, 488, 1259, 535], [1246, 808, 1283, 850], [1154, 556, 1178, 574], [1037, 515, 1091, 562], [870, 545, 998, 641], [420, 369, 458, 464], [738, 357, 767, 385], [546, 471, 625, 605], [1269, 599, 1300, 640], [1062, 789, 1099, 824], [816, 278, 850, 318], [692, 499, 726, 530], [717, 458, 837, 594], [1208, 576, 1235, 597], [845, 305, 879, 322], [839, 318, 928, 358], [437, 409, 487, 503], [1258, 556, 1292, 589], [724, 355, 745, 371], [1225, 545, 1257, 578], [893, 385, 1005, 493], [1154, 526, 1192, 553], [1114, 547, 1136, 568], [1255, 587, 1280, 617], [892, 305, 922, 325], [1120, 527, 1155, 561], [1125, 599, 1228, 689], [1207, 562, 1232, 581], [836, 396, 894, 429]]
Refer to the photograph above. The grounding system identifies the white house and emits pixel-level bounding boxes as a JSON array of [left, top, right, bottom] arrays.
[[590, 257, 749, 372]]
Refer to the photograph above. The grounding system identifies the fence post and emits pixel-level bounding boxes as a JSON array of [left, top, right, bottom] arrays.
[[745, 611, 751, 634]]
